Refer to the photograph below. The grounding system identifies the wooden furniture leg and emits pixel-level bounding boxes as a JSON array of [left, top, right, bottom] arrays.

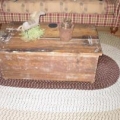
[[110, 27, 118, 34]]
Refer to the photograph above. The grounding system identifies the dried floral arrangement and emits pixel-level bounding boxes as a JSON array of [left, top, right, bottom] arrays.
[[20, 25, 44, 42], [61, 18, 73, 29]]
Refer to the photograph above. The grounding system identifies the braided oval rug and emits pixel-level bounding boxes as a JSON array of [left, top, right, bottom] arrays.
[[0, 32, 120, 120]]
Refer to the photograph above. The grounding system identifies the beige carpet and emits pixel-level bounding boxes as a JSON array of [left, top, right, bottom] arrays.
[[0, 32, 120, 120]]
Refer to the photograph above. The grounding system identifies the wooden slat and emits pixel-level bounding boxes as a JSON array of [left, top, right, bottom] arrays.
[[2, 71, 95, 82], [0, 52, 98, 73], [0, 23, 101, 54]]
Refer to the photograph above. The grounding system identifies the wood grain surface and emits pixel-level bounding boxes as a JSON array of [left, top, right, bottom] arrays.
[[0, 23, 102, 82]]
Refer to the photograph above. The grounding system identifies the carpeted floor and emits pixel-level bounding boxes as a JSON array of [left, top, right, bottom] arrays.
[[0, 32, 120, 120]]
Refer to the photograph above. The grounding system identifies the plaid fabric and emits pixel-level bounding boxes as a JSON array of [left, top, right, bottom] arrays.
[[0, 12, 116, 27], [114, 9, 120, 27], [113, 0, 120, 27], [0, 0, 120, 27], [0, 12, 30, 22], [0, 0, 3, 12], [113, 0, 120, 15], [106, 0, 115, 14], [0, 9, 2, 12]]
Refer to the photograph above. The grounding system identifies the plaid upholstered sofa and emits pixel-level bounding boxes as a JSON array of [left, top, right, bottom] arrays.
[[0, 0, 120, 33]]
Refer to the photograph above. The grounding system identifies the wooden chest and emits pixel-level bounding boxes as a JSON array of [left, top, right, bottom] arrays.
[[0, 23, 102, 82]]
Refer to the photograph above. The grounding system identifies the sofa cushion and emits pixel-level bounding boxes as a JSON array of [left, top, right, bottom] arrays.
[[1, 0, 112, 14]]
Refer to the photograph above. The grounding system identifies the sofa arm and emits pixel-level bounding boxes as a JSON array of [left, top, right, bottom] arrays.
[[111, 0, 120, 27], [0, 0, 4, 12], [114, 0, 120, 4], [112, 0, 120, 11], [106, 0, 120, 15]]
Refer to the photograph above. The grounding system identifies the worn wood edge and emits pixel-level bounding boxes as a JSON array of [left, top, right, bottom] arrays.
[[2, 72, 95, 82]]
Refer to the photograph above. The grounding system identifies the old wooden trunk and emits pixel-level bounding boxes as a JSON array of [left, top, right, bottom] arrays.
[[0, 23, 102, 82]]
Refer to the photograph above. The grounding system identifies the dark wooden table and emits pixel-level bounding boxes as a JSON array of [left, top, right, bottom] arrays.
[[0, 23, 102, 83]]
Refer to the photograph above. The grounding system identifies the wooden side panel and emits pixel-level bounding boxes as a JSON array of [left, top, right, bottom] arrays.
[[0, 52, 99, 82]]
